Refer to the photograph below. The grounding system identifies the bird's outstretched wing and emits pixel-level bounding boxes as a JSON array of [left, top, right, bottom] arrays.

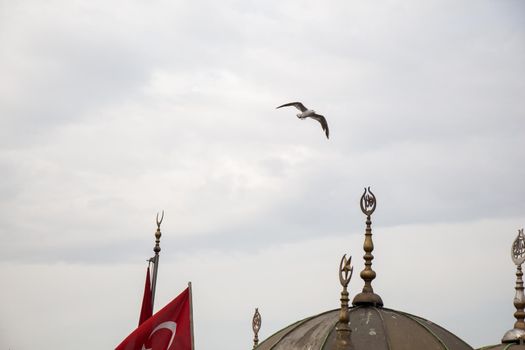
[[276, 102, 307, 112], [309, 114, 329, 139]]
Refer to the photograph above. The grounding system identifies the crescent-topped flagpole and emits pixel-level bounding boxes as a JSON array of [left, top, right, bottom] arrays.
[[151, 210, 164, 310]]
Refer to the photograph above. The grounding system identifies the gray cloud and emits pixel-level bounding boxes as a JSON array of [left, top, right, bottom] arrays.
[[0, 0, 524, 349]]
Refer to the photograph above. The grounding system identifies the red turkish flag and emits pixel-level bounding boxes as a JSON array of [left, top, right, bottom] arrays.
[[138, 266, 153, 326], [116, 287, 192, 350]]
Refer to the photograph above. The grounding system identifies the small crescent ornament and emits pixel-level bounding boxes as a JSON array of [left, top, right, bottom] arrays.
[[141, 321, 177, 350], [512, 229, 525, 266], [339, 254, 353, 287]]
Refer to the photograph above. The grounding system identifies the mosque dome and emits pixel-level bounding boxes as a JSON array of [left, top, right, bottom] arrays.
[[251, 188, 474, 350], [255, 306, 472, 350]]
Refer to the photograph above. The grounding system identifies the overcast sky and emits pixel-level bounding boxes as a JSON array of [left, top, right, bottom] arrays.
[[0, 0, 524, 349]]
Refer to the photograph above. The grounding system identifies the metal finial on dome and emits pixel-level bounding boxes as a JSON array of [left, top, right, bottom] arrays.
[[336, 254, 354, 350], [352, 187, 383, 307], [252, 307, 262, 349], [502, 228, 525, 343]]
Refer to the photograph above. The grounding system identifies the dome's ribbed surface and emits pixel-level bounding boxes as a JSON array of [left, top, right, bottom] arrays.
[[256, 306, 473, 350]]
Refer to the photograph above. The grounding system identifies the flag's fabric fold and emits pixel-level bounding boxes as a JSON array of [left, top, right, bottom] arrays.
[[116, 287, 192, 350], [138, 266, 153, 326]]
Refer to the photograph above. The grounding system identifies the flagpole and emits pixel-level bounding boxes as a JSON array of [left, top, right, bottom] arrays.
[[151, 210, 164, 311], [189, 281, 195, 350]]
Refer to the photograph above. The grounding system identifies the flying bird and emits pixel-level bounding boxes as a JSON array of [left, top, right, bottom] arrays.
[[276, 102, 329, 139]]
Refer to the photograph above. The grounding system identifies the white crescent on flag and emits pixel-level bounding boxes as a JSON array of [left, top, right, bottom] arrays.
[[141, 321, 177, 350]]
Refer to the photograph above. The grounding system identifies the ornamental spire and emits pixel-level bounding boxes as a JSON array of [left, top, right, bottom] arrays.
[[352, 187, 383, 307], [502, 228, 525, 343], [336, 254, 354, 350]]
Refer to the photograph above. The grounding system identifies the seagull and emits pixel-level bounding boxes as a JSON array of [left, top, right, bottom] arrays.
[[276, 102, 329, 139]]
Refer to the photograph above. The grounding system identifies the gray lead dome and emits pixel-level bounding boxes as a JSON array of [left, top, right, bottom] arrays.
[[256, 306, 473, 350]]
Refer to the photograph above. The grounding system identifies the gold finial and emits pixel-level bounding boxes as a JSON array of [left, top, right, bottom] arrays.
[[352, 187, 383, 307], [336, 254, 354, 350], [503, 228, 525, 343], [252, 308, 261, 349]]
